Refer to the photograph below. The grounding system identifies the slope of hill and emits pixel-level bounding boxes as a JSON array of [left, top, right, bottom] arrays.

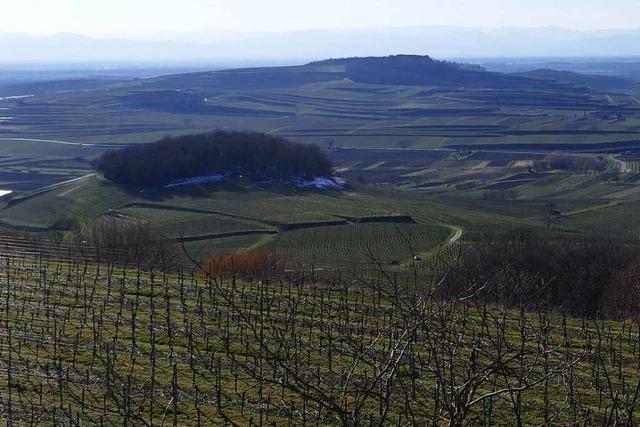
[[517, 69, 634, 92], [144, 55, 591, 92], [309, 55, 580, 90], [0, 77, 129, 97], [1, 55, 640, 168]]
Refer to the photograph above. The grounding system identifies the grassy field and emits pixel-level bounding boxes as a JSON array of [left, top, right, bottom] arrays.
[[3, 158, 640, 267], [0, 175, 458, 265], [2, 58, 640, 269], [0, 175, 133, 229], [0, 139, 98, 195]]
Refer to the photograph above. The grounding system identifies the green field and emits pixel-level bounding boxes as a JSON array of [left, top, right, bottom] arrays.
[[1, 57, 640, 262], [3, 164, 639, 268]]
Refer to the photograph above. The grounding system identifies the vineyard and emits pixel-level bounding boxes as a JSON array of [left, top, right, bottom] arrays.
[[114, 207, 275, 239], [561, 201, 640, 241], [4, 48, 640, 426], [628, 161, 640, 173], [0, 237, 635, 424], [262, 223, 449, 267]]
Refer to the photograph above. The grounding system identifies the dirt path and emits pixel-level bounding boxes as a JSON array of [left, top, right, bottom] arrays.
[[446, 225, 464, 245], [402, 224, 463, 267], [609, 155, 631, 173]]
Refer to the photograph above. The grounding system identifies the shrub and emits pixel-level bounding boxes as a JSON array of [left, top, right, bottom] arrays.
[[534, 153, 608, 172], [202, 250, 287, 281], [74, 217, 178, 268], [51, 216, 81, 231]]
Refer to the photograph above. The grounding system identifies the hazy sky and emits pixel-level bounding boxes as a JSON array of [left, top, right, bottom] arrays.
[[4, 0, 640, 35]]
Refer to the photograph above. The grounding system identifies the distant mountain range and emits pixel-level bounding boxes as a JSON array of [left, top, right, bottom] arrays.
[[3, 27, 640, 63]]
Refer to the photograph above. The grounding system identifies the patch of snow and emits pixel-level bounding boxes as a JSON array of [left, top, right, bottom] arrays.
[[164, 174, 227, 189], [295, 177, 346, 190], [0, 190, 12, 198], [164, 174, 346, 190], [0, 95, 33, 101]]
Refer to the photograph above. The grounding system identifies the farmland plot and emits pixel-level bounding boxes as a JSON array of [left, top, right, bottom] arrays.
[[0, 237, 635, 424], [261, 223, 449, 267]]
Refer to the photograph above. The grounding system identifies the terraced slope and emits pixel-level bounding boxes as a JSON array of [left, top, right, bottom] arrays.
[[2, 55, 639, 151]]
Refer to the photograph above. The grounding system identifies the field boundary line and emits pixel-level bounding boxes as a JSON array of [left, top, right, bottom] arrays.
[[3, 173, 97, 209]]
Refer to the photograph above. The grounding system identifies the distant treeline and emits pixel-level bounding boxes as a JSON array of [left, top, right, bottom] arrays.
[[534, 153, 608, 172], [439, 233, 640, 319], [311, 55, 485, 86], [94, 131, 333, 186]]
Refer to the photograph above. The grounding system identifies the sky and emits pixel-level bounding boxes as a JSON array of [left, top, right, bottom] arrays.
[[3, 0, 640, 36]]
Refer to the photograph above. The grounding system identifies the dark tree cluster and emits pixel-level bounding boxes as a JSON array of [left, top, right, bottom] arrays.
[[439, 233, 640, 318], [94, 131, 333, 186], [311, 55, 485, 86], [483, 189, 519, 201], [534, 153, 608, 172]]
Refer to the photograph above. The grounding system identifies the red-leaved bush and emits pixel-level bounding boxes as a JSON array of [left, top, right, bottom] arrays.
[[202, 250, 287, 281]]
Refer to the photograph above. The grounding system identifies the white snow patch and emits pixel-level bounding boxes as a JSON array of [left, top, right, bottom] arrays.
[[295, 177, 346, 189], [0, 95, 33, 101], [164, 174, 227, 188], [164, 174, 346, 190]]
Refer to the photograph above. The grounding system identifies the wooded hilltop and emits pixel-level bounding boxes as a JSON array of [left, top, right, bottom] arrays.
[[94, 131, 333, 186]]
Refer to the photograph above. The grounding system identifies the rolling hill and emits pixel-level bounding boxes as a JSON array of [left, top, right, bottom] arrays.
[[2, 54, 640, 259], [3, 54, 639, 154], [144, 55, 593, 92], [517, 68, 634, 92]]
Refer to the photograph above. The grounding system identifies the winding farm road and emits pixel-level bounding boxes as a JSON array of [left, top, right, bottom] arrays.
[[446, 225, 464, 246], [609, 155, 631, 173]]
